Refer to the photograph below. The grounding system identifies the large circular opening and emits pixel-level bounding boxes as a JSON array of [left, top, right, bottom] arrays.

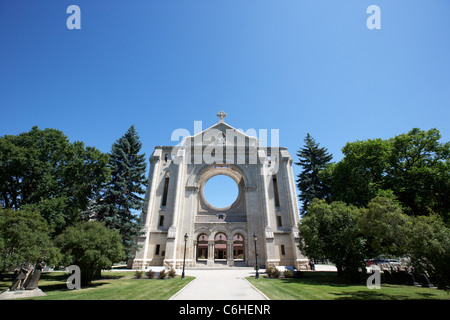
[[203, 175, 239, 209]]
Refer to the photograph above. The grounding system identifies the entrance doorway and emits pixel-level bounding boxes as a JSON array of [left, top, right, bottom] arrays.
[[197, 234, 208, 263], [214, 233, 227, 262], [233, 234, 244, 261]]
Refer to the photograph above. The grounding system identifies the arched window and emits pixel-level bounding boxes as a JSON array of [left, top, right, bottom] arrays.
[[233, 234, 244, 261], [197, 234, 208, 261], [214, 233, 227, 261]]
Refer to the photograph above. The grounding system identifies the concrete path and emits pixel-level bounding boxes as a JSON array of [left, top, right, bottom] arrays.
[[169, 268, 269, 300], [311, 264, 337, 272]]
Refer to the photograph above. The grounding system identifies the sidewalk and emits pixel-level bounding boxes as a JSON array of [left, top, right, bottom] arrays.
[[169, 268, 269, 300], [308, 264, 337, 272]]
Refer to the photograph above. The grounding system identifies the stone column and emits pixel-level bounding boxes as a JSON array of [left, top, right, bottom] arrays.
[[281, 149, 308, 269], [227, 240, 234, 266], [141, 149, 162, 267], [207, 241, 215, 266], [258, 149, 276, 267], [163, 226, 177, 268], [193, 241, 198, 265]]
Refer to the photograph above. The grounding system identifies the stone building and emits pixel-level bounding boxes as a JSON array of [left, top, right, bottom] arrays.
[[131, 112, 308, 270]]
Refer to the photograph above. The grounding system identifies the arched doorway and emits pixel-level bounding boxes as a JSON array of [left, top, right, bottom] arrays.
[[214, 233, 227, 262], [197, 234, 208, 263], [233, 234, 244, 262]]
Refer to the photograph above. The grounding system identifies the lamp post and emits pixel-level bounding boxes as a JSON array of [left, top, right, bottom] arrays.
[[182, 233, 188, 279], [253, 233, 259, 279]]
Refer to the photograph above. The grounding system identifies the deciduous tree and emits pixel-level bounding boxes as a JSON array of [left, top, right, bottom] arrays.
[[0, 208, 61, 276], [55, 221, 125, 285], [322, 128, 449, 223], [298, 199, 367, 280], [0, 127, 110, 234]]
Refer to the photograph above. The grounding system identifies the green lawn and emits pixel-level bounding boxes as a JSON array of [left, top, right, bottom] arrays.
[[247, 272, 450, 300], [1, 271, 194, 300]]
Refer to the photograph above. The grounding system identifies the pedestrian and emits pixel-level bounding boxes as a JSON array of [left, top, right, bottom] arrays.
[[309, 259, 315, 271]]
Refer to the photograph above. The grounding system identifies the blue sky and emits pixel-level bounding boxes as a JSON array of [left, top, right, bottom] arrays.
[[1, 1, 449, 207]]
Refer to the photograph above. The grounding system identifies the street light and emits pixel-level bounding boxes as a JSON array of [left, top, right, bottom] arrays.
[[253, 232, 259, 279], [182, 233, 188, 279]]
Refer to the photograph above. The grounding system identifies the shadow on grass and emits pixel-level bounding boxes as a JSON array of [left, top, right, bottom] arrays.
[[3, 271, 124, 293], [277, 271, 362, 287], [39, 281, 112, 293], [99, 273, 126, 280], [332, 290, 409, 300], [416, 291, 445, 299]]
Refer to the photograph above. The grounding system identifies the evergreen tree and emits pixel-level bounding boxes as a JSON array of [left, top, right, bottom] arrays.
[[93, 125, 147, 260], [295, 133, 333, 215]]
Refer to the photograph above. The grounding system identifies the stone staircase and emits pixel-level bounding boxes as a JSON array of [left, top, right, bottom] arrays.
[[186, 262, 258, 270]]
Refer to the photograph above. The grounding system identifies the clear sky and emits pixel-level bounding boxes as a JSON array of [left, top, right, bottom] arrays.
[[1, 1, 449, 207]]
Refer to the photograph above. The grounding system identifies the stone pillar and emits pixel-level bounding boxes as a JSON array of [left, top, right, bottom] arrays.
[[207, 241, 215, 266], [141, 149, 162, 267], [193, 241, 198, 265], [227, 240, 234, 266], [163, 226, 177, 268], [265, 230, 278, 267], [244, 239, 249, 266]]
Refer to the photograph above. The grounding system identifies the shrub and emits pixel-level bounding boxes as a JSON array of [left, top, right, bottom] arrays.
[[146, 270, 155, 279], [167, 268, 176, 278], [284, 270, 293, 278], [55, 221, 126, 285], [298, 199, 367, 281], [158, 269, 166, 279], [135, 270, 144, 279], [407, 215, 450, 290], [0, 208, 61, 275], [265, 265, 280, 279]]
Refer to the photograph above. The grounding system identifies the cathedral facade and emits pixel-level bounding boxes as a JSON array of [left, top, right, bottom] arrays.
[[131, 112, 308, 270]]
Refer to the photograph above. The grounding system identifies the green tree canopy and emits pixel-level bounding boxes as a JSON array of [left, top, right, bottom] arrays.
[[55, 221, 125, 285], [299, 196, 450, 288], [357, 194, 412, 258], [322, 128, 449, 222], [387, 128, 449, 220], [407, 214, 450, 289], [0, 127, 110, 234], [0, 208, 61, 275], [298, 199, 367, 280]]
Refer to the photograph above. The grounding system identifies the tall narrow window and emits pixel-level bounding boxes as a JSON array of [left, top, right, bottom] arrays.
[[280, 245, 286, 256], [161, 171, 170, 207], [272, 174, 280, 207], [277, 215, 283, 228], [159, 215, 164, 227], [155, 244, 160, 255]]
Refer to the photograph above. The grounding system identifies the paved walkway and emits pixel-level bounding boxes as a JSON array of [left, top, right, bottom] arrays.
[[169, 268, 269, 300]]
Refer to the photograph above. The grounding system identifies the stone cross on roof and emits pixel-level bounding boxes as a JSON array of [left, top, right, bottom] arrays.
[[217, 110, 227, 123]]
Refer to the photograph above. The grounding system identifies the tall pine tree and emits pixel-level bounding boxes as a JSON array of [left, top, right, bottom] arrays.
[[295, 133, 333, 215], [93, 125, 147, 260]]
